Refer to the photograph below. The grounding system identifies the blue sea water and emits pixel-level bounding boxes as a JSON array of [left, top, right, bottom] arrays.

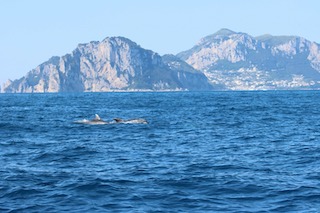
[[0, 91, 320, 212]]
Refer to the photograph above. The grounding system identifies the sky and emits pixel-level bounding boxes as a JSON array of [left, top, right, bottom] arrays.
[[0, 0, 319, 84]]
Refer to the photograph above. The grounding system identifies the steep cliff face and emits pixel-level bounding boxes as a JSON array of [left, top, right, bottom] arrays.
[[177, 29, 320, 90], [3, 37, 212, 93], [178, 29, 259, 70], [3, 30, 320, 92], [162, 54, 218, 90]]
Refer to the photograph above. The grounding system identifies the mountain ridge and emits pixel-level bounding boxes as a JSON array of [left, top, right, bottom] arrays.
[[2, 36, 212, 93], [2, 29, 320, 92], [177, 29, 320, 90]]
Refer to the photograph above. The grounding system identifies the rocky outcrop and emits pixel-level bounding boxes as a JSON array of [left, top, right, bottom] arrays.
[[162, 54, 219, 90], [177, 29, 320, 90], [2, 37, 212, 93], [3, 30, 320, 92]]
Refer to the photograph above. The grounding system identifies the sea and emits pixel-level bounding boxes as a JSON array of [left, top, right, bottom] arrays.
[[0, 91, 320, 212]]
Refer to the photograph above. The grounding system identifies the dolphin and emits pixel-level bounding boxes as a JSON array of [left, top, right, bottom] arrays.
[[113, 118, 148, 124], [75, 115, 148, 125], [74, 114, 108, 125]]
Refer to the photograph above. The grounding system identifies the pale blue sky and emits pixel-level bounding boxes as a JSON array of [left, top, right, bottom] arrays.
[[0, 0, 319, 84]]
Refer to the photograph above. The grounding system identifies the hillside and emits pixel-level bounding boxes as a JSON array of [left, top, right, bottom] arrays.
[[177, 29, 320, 90], [2, 37, 212, 93]]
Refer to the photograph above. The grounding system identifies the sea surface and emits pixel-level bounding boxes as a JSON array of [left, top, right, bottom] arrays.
[[1, 91, 320, 212]]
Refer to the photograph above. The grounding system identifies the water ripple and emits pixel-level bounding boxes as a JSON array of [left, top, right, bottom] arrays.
[[1, 91, 320, 212]]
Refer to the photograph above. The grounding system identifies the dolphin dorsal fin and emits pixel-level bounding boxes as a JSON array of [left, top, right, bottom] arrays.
[[95, 114, 101, 121], [113, 118, 122, 123]]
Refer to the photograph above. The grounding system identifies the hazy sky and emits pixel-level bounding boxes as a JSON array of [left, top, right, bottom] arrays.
[[0, 0, 319, 84]]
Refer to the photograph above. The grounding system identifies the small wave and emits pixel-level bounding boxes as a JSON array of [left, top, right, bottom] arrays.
[[6, 188, 43, 199], [1, 91, 320, 212]]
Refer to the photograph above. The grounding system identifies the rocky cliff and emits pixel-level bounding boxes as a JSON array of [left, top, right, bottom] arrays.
[[2, 37, 212, 93], [3, 30, 320, 92], [177, 29, 320, 90]]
